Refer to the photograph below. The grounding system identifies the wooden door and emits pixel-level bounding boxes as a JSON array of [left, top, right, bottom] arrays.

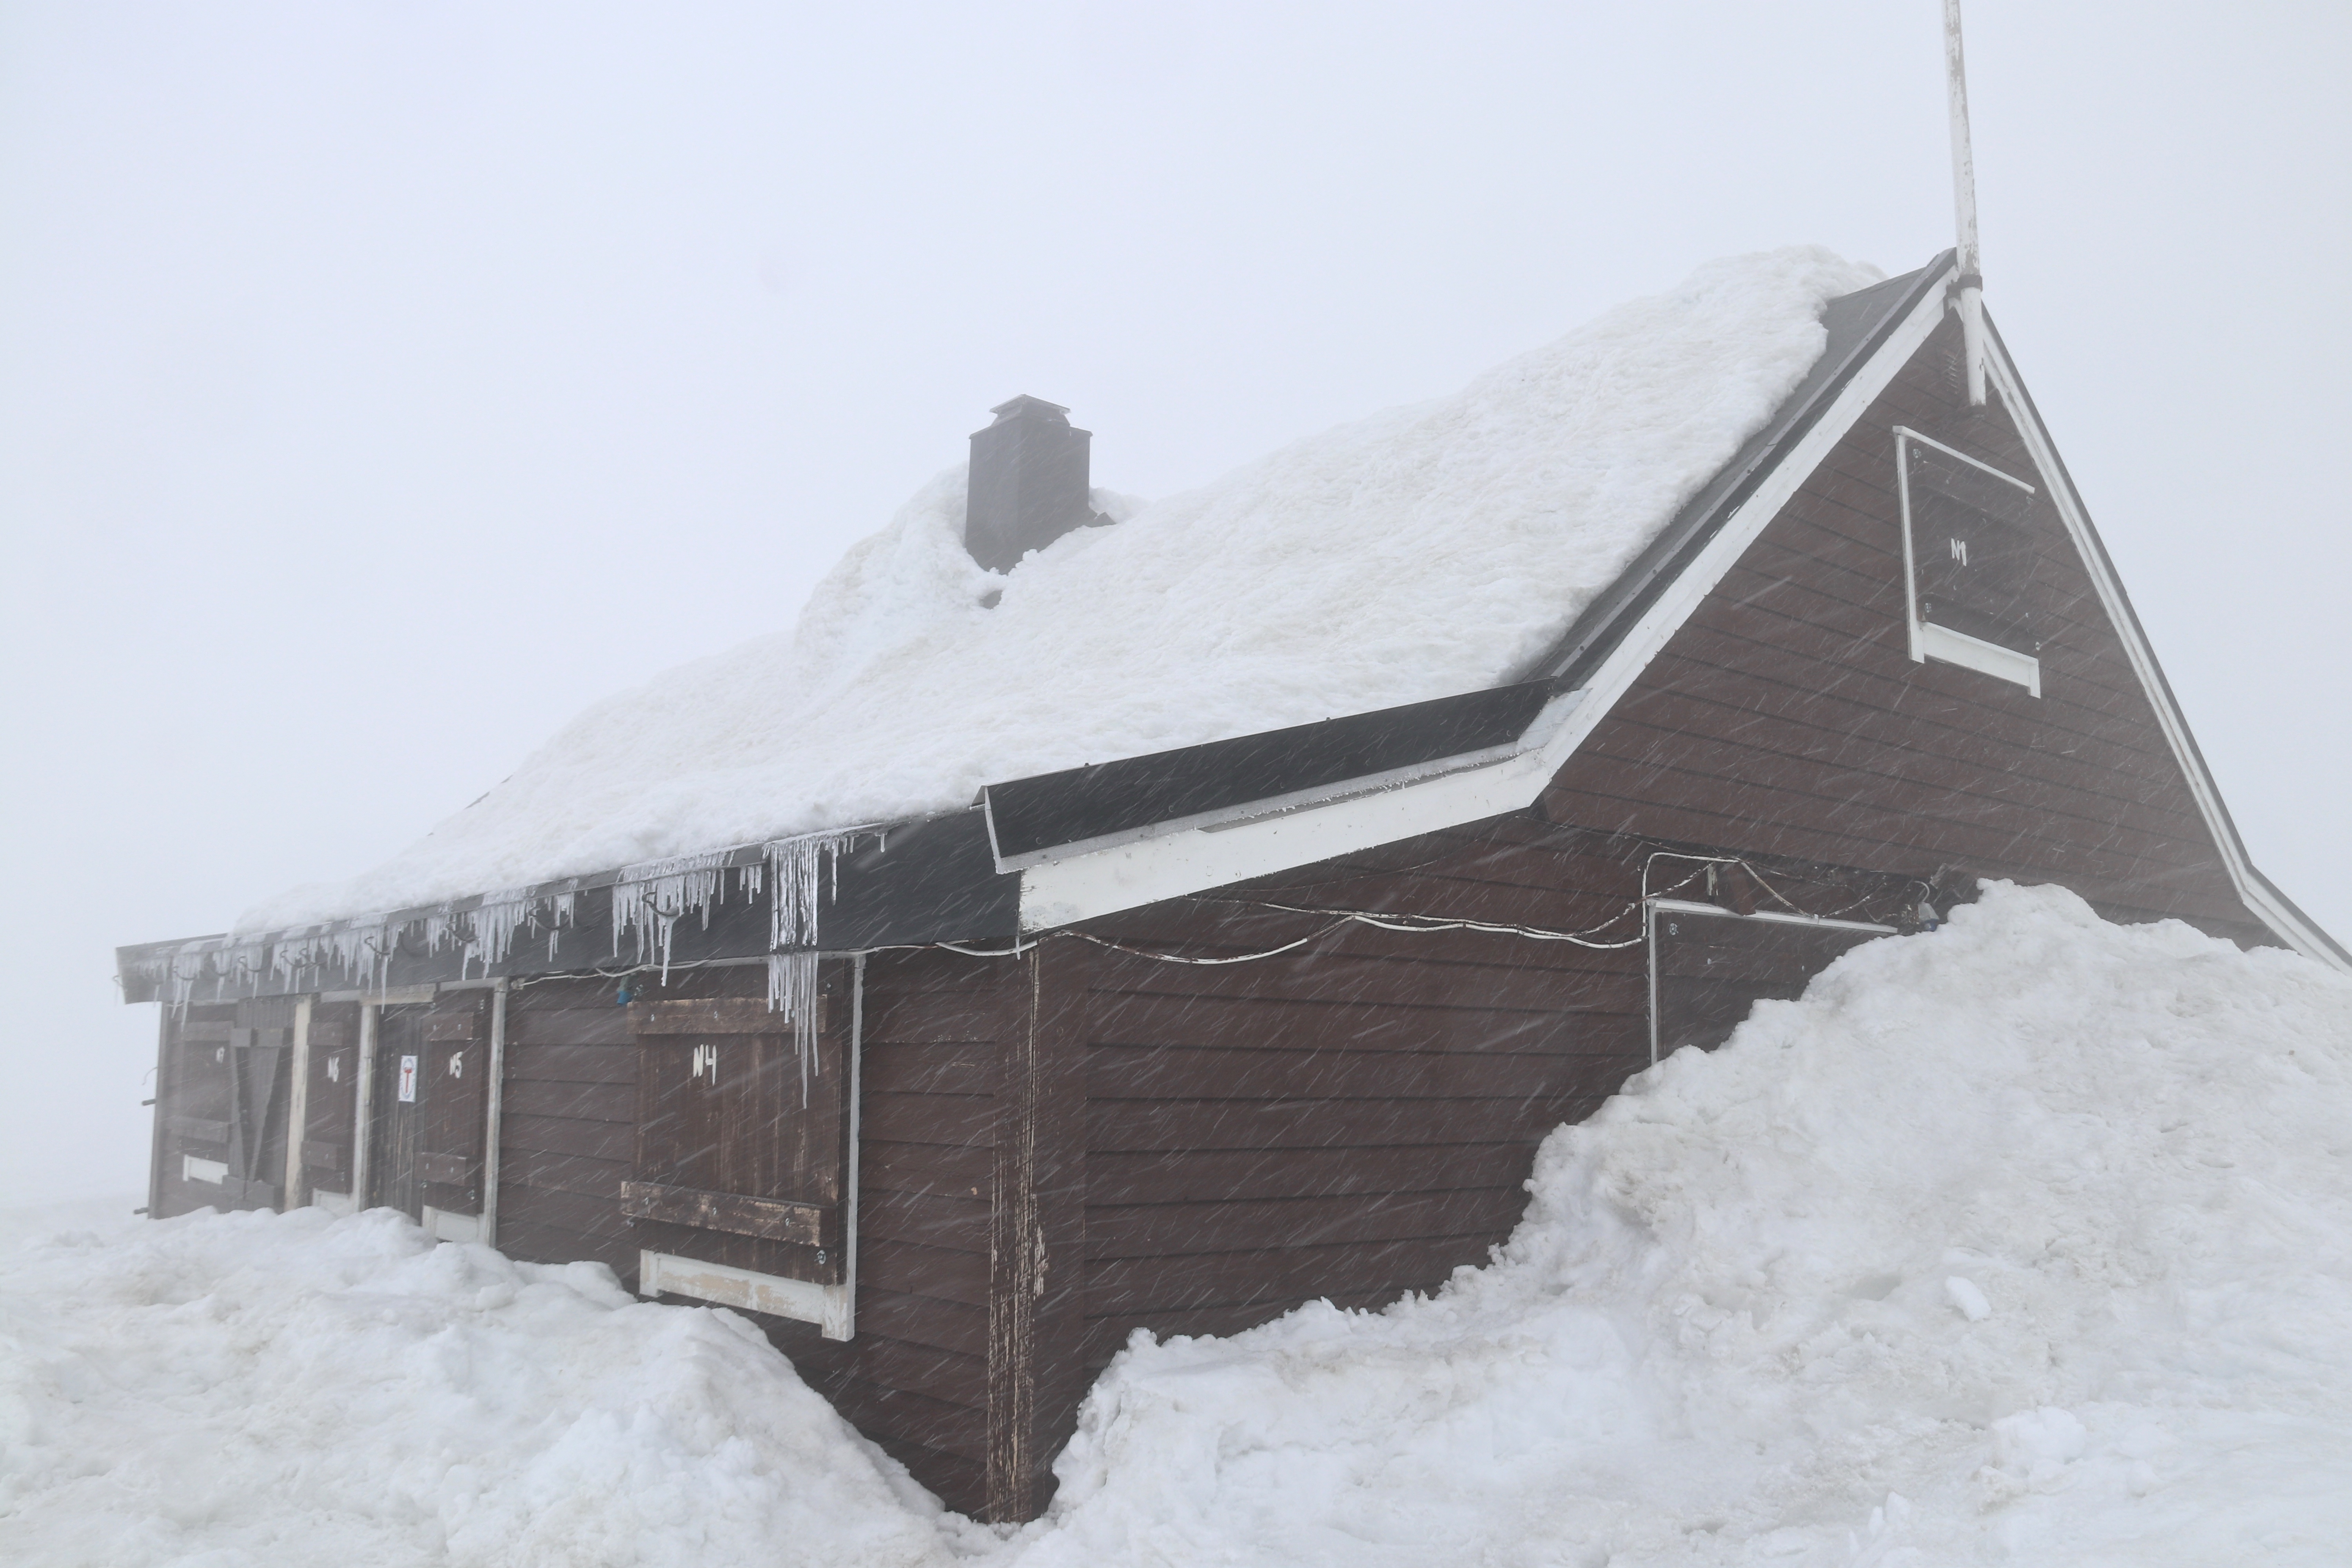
[[626, 972, 851, 1291], [299, 1002, 362, 1205], [365, 994, 491, 1230], [416, 996, 490, 1229], [368, 1005, 429, 1219]]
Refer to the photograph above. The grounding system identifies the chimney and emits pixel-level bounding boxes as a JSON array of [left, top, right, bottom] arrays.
[[964, 394, 1103, 572]]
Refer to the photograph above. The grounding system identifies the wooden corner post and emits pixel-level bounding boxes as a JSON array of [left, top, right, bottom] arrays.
[[984, 940, 1090, 1523]]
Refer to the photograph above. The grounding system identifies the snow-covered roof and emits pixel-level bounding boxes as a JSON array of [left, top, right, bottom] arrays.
[[246, 247, 1881, 931]]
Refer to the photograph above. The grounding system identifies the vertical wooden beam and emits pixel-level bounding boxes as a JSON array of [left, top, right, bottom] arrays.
[[985, 940, 1090, 1523], [481, 979, 509, 1247], [145, 1007, 171, 1218], [352, 1002, 380, 1209], [282, 996, 315, 1210]]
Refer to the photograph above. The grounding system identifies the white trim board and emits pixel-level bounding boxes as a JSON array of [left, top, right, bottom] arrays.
[[1979, 334, 2349, 971], [638, 1250, 852, 1341], [1017, 267, 1952, 936]]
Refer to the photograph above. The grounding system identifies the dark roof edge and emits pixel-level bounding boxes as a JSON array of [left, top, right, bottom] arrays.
[[1525, 253, 1956, 688]]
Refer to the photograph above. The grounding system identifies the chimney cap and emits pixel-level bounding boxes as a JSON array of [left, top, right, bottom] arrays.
[[987, 394, 1073, 425]]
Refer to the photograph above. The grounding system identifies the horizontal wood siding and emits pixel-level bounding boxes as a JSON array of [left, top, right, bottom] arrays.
[[1073, 826, 1657, 1349], [1542, 318, 2263, 939]]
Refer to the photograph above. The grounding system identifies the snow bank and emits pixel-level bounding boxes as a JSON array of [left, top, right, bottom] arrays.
[[249, 247, 1878, 927], [0, 1205, 976, 1567], [21, 885, 2345, 1565], [1024, 884, 2352, 1566]]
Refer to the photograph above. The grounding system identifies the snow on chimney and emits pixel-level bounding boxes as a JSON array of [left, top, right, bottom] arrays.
[[964, 395, 1105, 572]]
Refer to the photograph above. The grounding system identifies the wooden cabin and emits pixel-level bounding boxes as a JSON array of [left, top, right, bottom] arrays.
[[120, 251, 2347, 1523]]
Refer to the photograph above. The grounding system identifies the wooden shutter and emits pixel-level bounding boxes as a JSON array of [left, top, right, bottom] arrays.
[[625, 974, 851, 1294]]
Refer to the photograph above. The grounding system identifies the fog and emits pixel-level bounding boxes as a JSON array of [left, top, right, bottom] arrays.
[[3, 0, 2345, 1205]]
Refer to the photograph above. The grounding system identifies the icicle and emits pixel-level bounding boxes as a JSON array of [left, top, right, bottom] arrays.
[[762, 824, 886, 1096], [460, 889, 548, 976], [765, 949, 823, 1104], [611, 849, 740, 980]]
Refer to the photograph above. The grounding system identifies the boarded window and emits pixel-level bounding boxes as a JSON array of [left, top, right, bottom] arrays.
[[1648, 902, 1889, 1060], [625, 969, 851, 1299], [1896, 428, 2043, 693]]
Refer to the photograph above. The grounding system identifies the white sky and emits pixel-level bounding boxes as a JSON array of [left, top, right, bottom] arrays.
[[3, 0, 2345, 1203]]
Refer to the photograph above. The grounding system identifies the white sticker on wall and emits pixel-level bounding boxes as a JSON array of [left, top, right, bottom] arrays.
[[327, 1054, 341, 1083], [447, 1051, 463, 1079], [397, 1055, 419, 1102]]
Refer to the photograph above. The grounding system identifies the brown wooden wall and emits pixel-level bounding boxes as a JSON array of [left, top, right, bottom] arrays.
[[1542, 316, 2265, 941]]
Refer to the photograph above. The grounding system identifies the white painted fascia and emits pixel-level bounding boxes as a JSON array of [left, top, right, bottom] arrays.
[[988, 730, 1541, 875], [1981, 340, 2352, 972], [1017, 269, 1954, 934]]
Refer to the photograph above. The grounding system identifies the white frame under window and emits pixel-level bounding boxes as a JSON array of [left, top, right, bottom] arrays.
[[1893, 426, 2043, 697]]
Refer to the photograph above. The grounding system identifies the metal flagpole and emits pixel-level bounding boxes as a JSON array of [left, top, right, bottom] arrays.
[[1944, 0, 1987, 406]]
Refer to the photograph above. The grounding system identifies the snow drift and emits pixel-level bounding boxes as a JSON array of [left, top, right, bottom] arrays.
[[249, 247, 1880, 928], [14, 884, 2348, 1565]]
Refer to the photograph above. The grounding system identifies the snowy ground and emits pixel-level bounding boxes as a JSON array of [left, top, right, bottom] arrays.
[[9, 883, 2350, 1566]]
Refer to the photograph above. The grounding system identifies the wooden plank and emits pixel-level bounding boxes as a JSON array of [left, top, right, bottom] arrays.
[[1089, 1093, 1607, 1154], [415, 1151, 474, 1186], [508, 1008, 637, 1047], [1087, 1142, 1541, 1204], [501, 1111, 633, 1163], [1087, 1187, 1530, 1258], [504, 1043, 637, 1083], [501, 1077, 635, 1123], [861, 1040, 997, 1098], [862, 1136, 993, 1198], [168, 1114, 230, 1144], [1087, 1235, 1494, 1317], [1088, 1042, 1635, 1103], [860, 1236, 990, 1308], [1083, 993, 1643, 1062], [497, 1147, 628, 1200], [859, 1185, 992, 1254], [301, 1139, 350, 1173], [630, 996, 801, 1036], [499, 1180, 632, 1236], [619, 1179, 833, 1247], [851, 1287, 990, 1360], [863, 1091, 996, 1149]]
